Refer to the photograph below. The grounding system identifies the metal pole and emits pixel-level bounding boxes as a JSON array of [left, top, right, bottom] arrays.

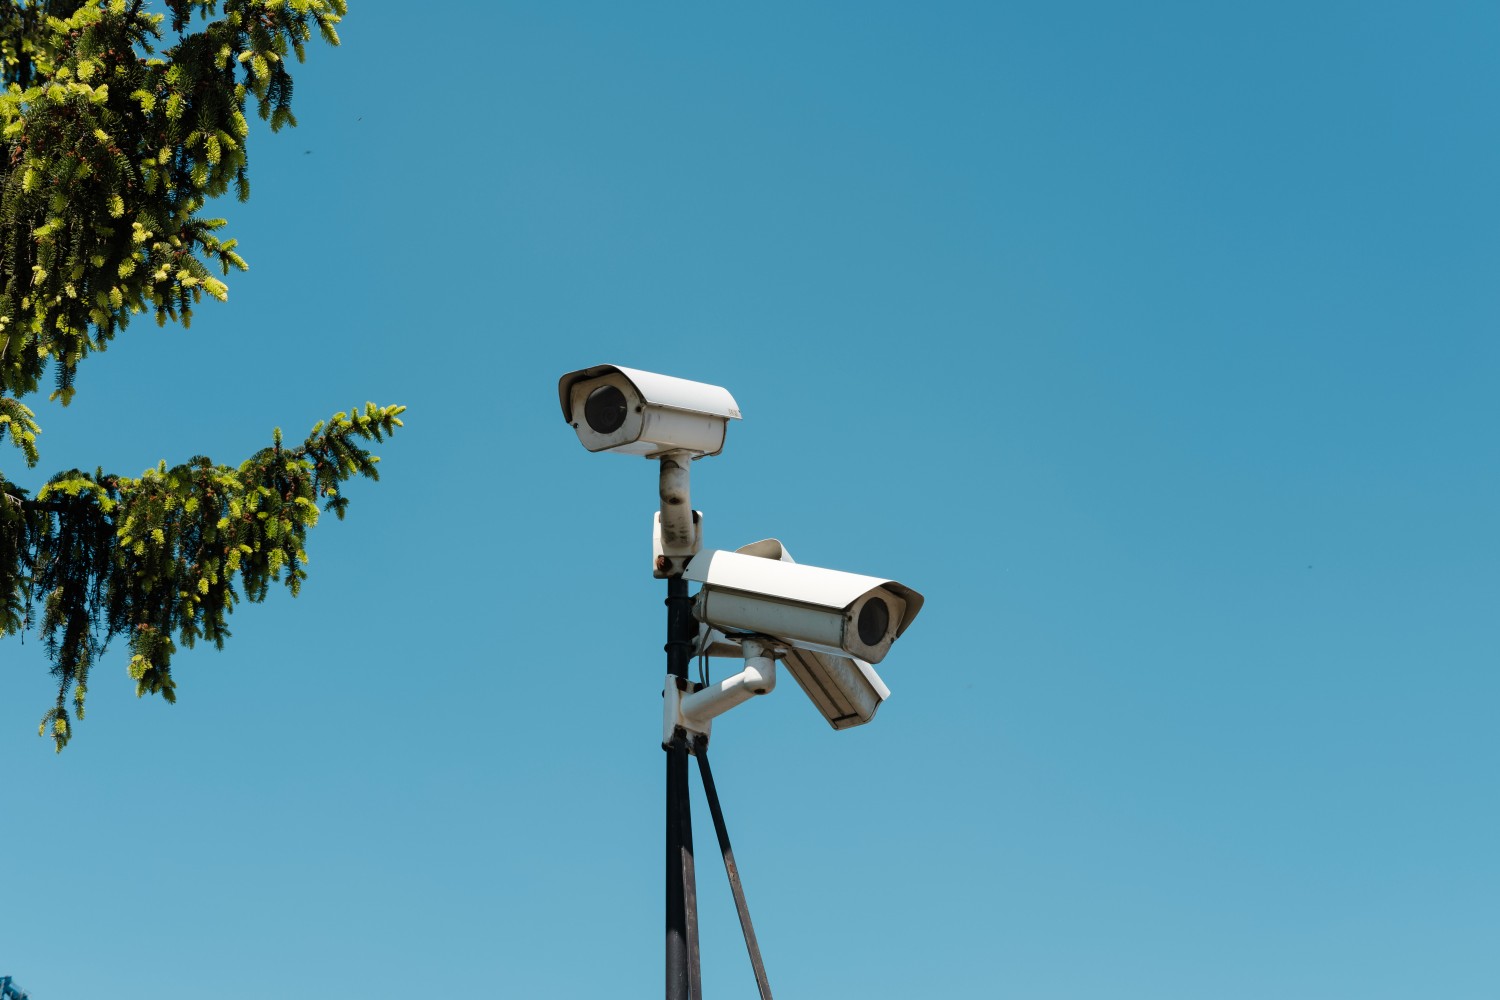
[[696, 744, 775, 1000], [665, 576, 702, 1000]]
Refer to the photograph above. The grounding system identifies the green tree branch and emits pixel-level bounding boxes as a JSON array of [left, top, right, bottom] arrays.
[[0, 2, 404, 749]]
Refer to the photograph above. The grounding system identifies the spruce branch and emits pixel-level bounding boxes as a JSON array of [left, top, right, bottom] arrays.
[[0, 5, 396, 751], [3, 402, 404, 751], [0, 0, 347, 402]]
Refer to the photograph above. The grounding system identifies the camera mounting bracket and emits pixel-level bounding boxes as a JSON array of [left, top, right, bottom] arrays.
[[662, 639, 777, 750]]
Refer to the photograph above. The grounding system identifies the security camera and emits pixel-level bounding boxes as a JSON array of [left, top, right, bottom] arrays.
[[558, 364, 742, 459], [692, 632, 892, 731], [684, 549, 923, 665], [781, 646, 890, 731], [689, 540, 912, 730]]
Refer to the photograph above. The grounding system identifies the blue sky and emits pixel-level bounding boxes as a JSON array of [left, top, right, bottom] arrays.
[[3, 2, 1498, 997]]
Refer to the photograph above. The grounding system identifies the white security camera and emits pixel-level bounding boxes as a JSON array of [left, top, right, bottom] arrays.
[[684, 549, 924, 665], [687, 540, 915, 731], [558, 364, 742, 459]]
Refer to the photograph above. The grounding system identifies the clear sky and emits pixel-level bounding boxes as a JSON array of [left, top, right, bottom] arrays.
[[3, 2, 1497, 997]]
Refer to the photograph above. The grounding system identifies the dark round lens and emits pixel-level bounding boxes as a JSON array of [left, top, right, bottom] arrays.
[[584, 385, 629, 434], [857, 597, 890, 647]]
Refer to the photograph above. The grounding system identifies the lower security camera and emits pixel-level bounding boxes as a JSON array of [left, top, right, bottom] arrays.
[[684, 549, 923, 664], [780, 646, 890, 731]]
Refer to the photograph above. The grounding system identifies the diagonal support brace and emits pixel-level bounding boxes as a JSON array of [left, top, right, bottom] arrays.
[[663, 640, 776, 749]]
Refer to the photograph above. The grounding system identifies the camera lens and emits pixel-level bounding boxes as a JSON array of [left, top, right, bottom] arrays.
[[857, 597, 890, 647], [584, 385, 629, 434]]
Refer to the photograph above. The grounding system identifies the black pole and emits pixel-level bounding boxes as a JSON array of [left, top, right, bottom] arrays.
[[665, 576, 702, 1000]]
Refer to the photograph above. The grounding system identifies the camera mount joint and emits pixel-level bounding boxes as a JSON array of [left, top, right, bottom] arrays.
[[663, 639, 778, 751]]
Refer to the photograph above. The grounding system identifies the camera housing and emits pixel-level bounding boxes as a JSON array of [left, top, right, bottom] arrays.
[[558, 365, 742, 458], [781, 646, 890, 731], [689, 541, 918, 729], [685, 548, 923, 665]]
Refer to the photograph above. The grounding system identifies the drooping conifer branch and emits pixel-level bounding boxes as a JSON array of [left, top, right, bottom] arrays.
[[0, 2, 403, 751], [4, 402, 403, 750]]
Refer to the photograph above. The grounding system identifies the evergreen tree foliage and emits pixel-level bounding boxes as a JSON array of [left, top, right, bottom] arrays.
[[0, 0, 403, 750]]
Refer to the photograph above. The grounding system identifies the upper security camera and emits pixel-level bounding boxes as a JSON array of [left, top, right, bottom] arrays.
[[558, 365, 742, 458], [684, 549, 923, 665]]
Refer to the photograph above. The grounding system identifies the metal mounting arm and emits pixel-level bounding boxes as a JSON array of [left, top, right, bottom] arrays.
[[654, 452, 702, 578], [663, 640, 777, 749]]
